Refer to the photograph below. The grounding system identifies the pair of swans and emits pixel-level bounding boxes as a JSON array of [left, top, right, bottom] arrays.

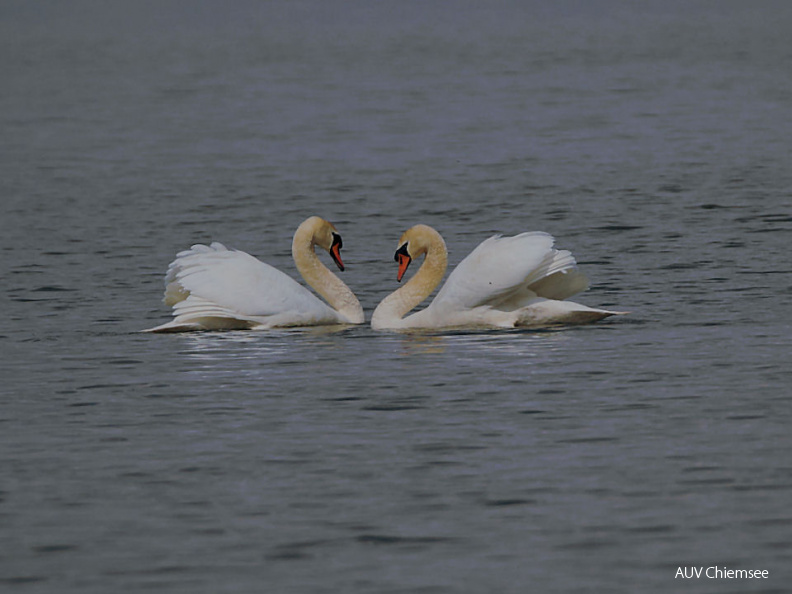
[[144, 216, 624, 333]]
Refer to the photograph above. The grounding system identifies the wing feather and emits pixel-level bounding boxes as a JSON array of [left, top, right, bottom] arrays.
[[431, 232, 587, 311], [162, 243, 335, 319]]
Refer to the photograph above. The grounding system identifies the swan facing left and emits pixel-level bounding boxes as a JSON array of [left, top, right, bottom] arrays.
[[144, 216, 364, 332], [371, 224, 625, 331]]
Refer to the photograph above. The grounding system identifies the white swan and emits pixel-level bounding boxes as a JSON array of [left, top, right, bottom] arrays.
[[144, 216, 364, 332], [371, 224, 625, 331]]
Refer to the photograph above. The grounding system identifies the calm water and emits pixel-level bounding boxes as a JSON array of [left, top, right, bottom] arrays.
[[2, 2, 791, 592]]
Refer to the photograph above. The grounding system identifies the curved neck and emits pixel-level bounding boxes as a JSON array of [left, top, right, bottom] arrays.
[[372, 232, 448, 329], [292, 225, 364, 324]]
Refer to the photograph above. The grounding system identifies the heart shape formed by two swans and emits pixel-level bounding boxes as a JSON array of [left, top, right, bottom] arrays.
[[145, 217, 624, 332]]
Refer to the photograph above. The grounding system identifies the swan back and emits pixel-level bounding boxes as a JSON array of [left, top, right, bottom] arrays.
[[165, 242, 335, 318], [431, 232, 565, 310]]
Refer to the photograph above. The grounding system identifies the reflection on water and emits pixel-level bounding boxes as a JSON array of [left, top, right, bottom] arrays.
[[176, 325, 355, 359], [398, 333, 447, 355], [173, 324, 581, 370], [395, 326, 577, 356]]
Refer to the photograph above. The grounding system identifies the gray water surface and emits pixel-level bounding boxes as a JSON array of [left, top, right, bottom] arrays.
[[2, 2, 791, 593]]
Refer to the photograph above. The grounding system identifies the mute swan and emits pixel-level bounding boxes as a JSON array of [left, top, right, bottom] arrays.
[[371, 224, 625, 331], [144, 216, 364, 332]]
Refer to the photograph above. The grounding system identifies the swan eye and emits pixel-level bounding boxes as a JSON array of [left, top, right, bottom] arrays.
[[394, 243, 409, 263], [331, 232, 343, 250]]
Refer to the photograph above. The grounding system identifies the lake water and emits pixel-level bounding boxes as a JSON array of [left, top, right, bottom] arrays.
[[2, 2, 791, 592]]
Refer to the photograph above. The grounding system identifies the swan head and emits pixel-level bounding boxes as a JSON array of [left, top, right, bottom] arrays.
[[394, 224, 437, 282], [302, 216, 346, 271]]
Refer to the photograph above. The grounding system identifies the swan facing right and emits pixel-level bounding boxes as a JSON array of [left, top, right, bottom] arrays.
[[144, 216, 364, 332]]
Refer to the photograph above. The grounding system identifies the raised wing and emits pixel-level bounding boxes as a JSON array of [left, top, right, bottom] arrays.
[[431, 232, 586, 311], [163, 242, 333, 319]]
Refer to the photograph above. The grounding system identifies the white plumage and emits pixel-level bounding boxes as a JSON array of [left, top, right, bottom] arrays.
[[372, 225, 624, 330], [144, 217, 363, 332]]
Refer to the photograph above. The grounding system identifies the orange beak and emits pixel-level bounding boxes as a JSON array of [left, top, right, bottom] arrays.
[[396, 253, 411, 282], [330, 242, 345, 271]]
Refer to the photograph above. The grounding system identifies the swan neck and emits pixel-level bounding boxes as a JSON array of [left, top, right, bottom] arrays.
[[372, 231, 447, 329], [292, 224, 364, 324]]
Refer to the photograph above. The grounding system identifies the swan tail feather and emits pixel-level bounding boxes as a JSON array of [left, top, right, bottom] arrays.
[[522, 249, 590, 300], [162, 243, 235, 306], [144, 294, 268, 332]]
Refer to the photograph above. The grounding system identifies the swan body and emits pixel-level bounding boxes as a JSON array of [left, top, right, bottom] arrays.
[[371, 224, 625, 331], [144, 216, 364, 332]]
